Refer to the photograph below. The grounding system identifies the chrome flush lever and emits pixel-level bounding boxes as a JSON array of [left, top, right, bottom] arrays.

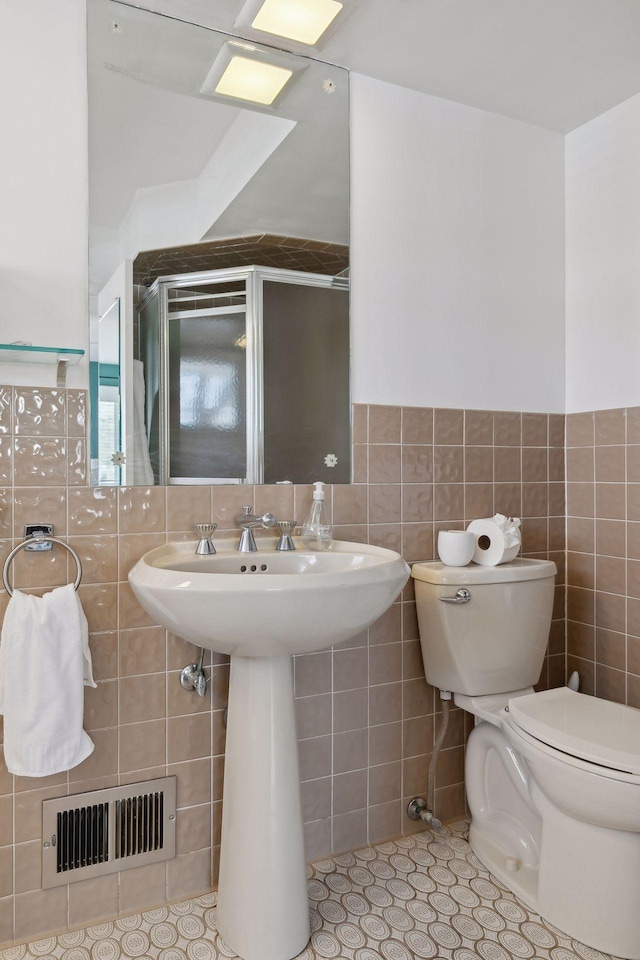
[[439, 588, 471, 604]]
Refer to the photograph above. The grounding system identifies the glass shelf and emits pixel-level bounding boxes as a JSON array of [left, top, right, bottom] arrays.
[[0, 343, 84, 365]]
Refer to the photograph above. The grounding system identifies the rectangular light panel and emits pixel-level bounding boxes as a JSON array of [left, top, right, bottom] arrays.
[[215, 55, 294, 105], [251, 0, 343, 45]]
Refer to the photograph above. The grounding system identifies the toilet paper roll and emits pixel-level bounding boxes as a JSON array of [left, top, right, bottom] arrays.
[[467, 516, 521, 566]]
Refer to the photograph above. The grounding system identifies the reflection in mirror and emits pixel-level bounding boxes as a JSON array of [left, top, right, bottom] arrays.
[[88, 0, 350, 486], [139, 267, 349, 485], [93, 297, 121, 485]]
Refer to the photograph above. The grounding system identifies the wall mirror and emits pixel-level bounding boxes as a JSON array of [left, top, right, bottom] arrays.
[[88, 0, 350, 486]]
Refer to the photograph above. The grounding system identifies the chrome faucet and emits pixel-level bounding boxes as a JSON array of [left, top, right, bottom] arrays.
[[194, 522, 217, 555], [235, 507, 277, 552]]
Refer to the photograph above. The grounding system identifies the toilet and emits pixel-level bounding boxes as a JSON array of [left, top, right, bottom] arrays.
[[412, 557, 640, 960]]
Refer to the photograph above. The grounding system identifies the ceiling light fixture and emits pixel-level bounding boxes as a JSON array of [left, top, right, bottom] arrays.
[[252, 0, 342, 45], [235, 0, 355, 47], [216, 55, 292, 105], [200, 40, 304, 107]]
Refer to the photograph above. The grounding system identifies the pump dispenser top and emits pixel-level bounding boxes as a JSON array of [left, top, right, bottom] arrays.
[[301, 481, 333, 551]]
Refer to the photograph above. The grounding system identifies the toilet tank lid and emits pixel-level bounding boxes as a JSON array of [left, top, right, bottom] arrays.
[[411, 558, 557, 585], [508, 687, 640, 775]]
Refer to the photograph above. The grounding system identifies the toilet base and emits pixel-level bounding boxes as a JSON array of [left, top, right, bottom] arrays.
[[466, 721, 640, 960], [470, 809, 640, 960], [468, 823, 538, 910]]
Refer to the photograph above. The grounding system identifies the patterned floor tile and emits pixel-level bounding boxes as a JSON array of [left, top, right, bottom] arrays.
[[1, 822, 622, 960]]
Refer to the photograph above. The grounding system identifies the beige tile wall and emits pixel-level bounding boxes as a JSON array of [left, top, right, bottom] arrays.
[[0, 387, 565, 947], [566, 407, 640, 704]]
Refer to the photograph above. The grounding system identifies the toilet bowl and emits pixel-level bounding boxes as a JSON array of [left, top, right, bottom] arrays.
[[412, 559, 640, 960]]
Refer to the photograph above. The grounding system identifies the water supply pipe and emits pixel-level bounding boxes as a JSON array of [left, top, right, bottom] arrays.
[[407, 689, 451, 830]]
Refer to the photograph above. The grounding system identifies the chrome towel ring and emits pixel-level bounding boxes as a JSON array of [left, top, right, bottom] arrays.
[[2, 535, 83, 597]]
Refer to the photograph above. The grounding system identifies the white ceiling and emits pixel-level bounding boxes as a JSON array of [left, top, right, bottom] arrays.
[[142, 0, 640, 133]]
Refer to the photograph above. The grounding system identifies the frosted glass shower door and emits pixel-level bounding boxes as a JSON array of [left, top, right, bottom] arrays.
[[167, 312, 247, 483]]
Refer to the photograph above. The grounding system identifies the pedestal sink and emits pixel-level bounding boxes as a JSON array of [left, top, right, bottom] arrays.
[[129, 538, 409, 960]]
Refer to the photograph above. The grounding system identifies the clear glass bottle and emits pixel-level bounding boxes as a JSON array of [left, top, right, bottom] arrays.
[[301, 481, 333, 551]]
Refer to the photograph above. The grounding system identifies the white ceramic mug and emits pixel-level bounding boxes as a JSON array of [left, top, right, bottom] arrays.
[[437, 530, 476, 567]]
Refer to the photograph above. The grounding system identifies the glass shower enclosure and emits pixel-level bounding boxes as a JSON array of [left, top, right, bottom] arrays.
[[136, 266, 350, 485]]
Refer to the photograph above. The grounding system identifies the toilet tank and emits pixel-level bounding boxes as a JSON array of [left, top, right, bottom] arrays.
[[411, 558, 556, 696]]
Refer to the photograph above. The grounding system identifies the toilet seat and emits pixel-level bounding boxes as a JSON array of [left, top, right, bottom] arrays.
[[506, 687, 640, 777]]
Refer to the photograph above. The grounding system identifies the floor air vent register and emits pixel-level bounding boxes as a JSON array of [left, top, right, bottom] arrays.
[[42, 777, 176, 888]]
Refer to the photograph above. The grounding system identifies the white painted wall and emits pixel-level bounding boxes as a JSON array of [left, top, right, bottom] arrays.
[[350, 74, 566, 411], [565, 91, 640, 413], [0, 0, 88, 388]]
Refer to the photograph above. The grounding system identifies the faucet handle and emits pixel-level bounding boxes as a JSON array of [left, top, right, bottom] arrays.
[[276, 520, 297, 552], [194, 522, 217, 555], [194, 522, 217, 537], [236, 506, 256, 528]]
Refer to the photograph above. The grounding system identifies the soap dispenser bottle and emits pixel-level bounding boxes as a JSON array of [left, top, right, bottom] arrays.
[[301, 481, 333, 551]]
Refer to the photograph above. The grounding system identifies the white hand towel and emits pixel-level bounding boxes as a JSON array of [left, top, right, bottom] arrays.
[[0, 583, 96, 777]]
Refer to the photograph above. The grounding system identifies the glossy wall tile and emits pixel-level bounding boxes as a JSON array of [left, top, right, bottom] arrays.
[[0, 386, 565, 948], [566, 406, 640, 706]]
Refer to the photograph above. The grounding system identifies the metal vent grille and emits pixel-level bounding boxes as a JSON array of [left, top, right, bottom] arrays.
[[115, 792, 164, 859], [43, 778, 176, 889], [56, 802, 109, 875]]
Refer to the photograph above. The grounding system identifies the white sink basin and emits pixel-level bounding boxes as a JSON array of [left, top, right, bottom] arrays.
[[129, 536, 409, 960], [128, 537, 409, 657]]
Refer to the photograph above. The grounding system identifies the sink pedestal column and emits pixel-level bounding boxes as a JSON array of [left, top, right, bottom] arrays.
[[216, 655, 310, 960]]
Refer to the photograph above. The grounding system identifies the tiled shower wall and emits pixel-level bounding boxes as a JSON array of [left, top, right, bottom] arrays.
[[566, 407, 640, 705], [0, 388, 565, 947]]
